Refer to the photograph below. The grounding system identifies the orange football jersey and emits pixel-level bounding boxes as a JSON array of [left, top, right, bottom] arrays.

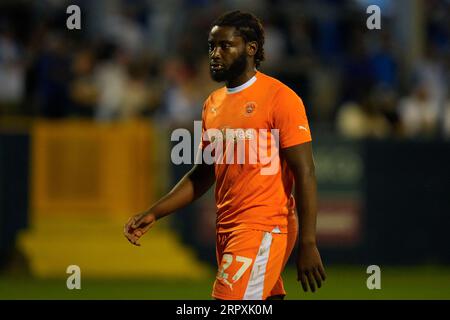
[[200, 71, 311, 233]]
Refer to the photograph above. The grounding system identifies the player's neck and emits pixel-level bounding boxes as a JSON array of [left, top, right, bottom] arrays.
[[226, 67, 257, 89]]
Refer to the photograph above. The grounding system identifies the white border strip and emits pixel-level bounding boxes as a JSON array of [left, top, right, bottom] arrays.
[[226, 75, 257, 94], [243, 231, 273, 300]]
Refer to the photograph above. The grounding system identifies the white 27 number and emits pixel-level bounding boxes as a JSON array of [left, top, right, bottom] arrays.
[[219, 254, 252, 282]]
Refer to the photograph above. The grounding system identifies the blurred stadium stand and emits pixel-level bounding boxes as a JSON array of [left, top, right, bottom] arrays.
[[0, 0, 449, 277]]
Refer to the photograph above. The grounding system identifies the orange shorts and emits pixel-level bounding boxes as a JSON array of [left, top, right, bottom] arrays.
[[212, 209, 298, 300]]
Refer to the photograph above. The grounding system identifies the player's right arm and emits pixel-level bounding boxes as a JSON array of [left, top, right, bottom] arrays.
[[124, 162, 215, 246]]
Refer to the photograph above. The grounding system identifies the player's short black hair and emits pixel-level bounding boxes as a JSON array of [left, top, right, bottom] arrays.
[[211, 10, 265, 68]]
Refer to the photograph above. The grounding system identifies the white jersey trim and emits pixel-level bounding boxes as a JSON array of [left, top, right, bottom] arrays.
[[226, 75, 257, 94]]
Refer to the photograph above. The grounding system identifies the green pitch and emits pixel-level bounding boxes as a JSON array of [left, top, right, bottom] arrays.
[[1, 265, 450, 300]]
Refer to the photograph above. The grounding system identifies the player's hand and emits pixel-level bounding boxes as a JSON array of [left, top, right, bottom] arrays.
[[296, 243, 326, 292], [123, 212, 156, 246]]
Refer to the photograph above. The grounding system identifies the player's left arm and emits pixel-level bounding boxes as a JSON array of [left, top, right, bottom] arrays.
[[282, 142, 326, 292]]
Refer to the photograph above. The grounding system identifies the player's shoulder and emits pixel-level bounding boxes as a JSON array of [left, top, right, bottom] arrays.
[[257, 71, 300, 100], [205, 86, 227, 106]]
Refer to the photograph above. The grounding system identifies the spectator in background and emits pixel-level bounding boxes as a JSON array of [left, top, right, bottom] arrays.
[[93, 43, 127, 121], [372, 85, 402, 137], [69, 47, 98, 118], [412, 44, 447, 123], [340, 31, 375, 105], [0, 0, 446, 141], [120, 57, 160, 121], [336, 90, 392, 139], [0, 28, 24, 115], [398, 81, 440, 138], [286, 18, 314, 63], [22, 23, 47, 117], [34, 32, 71, 118], [260, 12, 288, 71], [160, 57, 203, 129], [102, 5, 146, 57], [370, 31, 398, 90]]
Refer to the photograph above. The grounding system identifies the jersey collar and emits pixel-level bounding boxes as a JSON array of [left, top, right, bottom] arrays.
[[226, 73, 257, 94]]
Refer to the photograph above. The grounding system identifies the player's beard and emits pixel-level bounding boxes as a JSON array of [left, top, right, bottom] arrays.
[[210, 51, 248, 83]]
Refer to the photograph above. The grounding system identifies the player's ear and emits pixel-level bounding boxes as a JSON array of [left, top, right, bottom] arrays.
[[247, 41, 258, 58]]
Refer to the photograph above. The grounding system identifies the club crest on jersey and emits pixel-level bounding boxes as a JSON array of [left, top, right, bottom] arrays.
[[243, 102, 257, 117]]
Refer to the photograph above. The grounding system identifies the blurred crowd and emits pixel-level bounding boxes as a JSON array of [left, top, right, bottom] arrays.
[[0, 0, 448, 139]]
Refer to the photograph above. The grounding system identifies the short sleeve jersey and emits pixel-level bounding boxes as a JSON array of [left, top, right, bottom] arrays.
[[200, 71, 311, 233]]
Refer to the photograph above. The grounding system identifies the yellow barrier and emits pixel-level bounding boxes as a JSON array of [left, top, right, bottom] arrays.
[[20, 119, 211, 279], [31, 119, 156, 217]]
